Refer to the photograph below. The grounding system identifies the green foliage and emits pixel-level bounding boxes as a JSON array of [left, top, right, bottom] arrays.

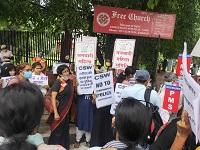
[[160, 0, 200, 59], [0, 0, 93, 32], [147, 0, 159, 9], [1, 0, 200, 69]]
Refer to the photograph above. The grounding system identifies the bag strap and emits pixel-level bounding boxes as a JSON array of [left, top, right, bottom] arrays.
[[144, 88, 152, 107]]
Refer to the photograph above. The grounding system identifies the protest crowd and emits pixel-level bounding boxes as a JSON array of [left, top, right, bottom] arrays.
[[0, 40, 199, 150]]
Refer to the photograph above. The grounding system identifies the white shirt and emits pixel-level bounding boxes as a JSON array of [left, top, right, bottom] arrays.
[[121, 83, 161, 108], [31, 72, 47, 95]]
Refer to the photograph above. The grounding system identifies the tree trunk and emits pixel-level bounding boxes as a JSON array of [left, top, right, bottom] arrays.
[[60, 28, 71, 63]]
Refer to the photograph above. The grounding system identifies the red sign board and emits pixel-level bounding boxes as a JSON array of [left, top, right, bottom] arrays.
[[162, 84, 181, 113], [176, 54, 192, 76], [93, 6, 176, 39]]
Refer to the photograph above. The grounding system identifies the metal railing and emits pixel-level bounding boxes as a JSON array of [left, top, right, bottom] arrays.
[[0, 30, 64, 67]]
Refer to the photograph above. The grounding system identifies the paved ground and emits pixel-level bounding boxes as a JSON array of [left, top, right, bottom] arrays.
[[39, 111, 88, 150]]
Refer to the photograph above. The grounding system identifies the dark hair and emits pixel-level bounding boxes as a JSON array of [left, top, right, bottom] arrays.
[[1, 63, 16, 77], [0, 82, 44, 150], [32, 62, 42, 69], [0, 142, 36, 150], [115, 98, 152, 149], [16, 63, 30, 75], [125, 66, 136, 76], [57, 64, 69, 76], [116, 66, 135, 83]]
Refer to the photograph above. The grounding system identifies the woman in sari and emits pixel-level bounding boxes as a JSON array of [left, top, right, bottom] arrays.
[[47, 64, 74, 149]]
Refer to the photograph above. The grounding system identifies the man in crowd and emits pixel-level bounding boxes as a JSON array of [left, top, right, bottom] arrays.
[[121, 69, 161, 108]]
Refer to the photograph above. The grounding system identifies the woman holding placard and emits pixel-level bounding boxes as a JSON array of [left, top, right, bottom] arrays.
[[32, 62, 49, 96], [90, 68, 114, 147]]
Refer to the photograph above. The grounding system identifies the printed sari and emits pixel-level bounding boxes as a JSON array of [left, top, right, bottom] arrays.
[[47, 79, 74, 149]]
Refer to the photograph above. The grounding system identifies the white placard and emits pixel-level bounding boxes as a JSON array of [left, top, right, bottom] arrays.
[[75, 36, 97, 66], [159, 108, 170, 124], [76, 65, 95, 94], [78, 36, 97, 59], [29, 75, 48, 86], [1, 76, 16, 88], [112, 39, 136, 70], [95, 71, 115, 109], [110, 83, 128, 115], [52, 63, 69, 74], [182, 42, 200, 143], [191, 38, 200, 57]]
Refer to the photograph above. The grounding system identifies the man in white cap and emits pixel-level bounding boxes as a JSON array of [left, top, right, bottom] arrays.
[[121, 69, 161, 108]]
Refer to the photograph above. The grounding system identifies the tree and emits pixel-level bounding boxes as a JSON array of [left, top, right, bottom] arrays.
[[1, 0, 200, 69], [0, 0, 93, 33]]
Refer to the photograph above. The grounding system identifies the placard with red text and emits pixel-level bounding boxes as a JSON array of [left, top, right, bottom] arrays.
[[75, 36, 97, 66], [112, 38, 135, 70]]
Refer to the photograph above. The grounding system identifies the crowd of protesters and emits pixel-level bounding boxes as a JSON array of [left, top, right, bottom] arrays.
[[0, 44, 199, 150]]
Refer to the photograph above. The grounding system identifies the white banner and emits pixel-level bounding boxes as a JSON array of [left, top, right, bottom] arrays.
[[182, 42, 200, 143], [1, 76, 16, 88], [29, 75, 48, 86], [191, 38, 200, 57], [95, 71, 115, 109], [78, 36, 97, 58], [112, 39, 136, 70], [110, 83, 128, 115], [52, 63, 69, 74], [76, 65, 95, 94], [75, 36, 97, 66]]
